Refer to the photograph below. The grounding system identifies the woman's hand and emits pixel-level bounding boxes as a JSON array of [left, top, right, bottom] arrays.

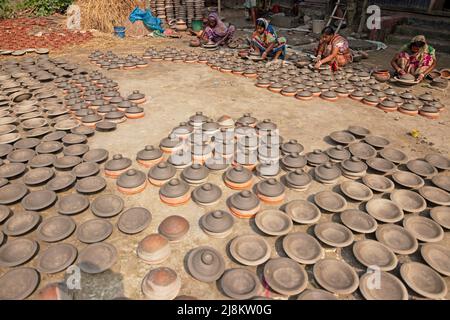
[[398, 69, 406, 76], [261, 51, 268, 59], [416, 73, 425, 82], [314, 60, 322, 69]]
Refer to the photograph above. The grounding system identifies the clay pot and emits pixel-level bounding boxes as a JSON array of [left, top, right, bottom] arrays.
[[0, 268, 39, 300], [228, 190, 261, 218], [75, 176, 106, 194], [263, 257, 308, 296], [192, 183, 222, 206], [255, 178, 285, 204], [255, 209, 293, 236], [229, 234, 271, 266], [0, 238, 38, 267], [159, 178, 191, 206], [116, 169, 147, 195], [306, 149, 329, 167], [400, 262, 447, 299], [158, 215, 189, 242], [375, 224, 418, 255], [181, 163, 209, 185], [200, 210, 234, 238], [280, 139, 304, 155], [224, 165, 253, 190], [313, 259, 359, 295], [372, 69, 390, 82], [117, 207, 152, 234], [147, 161, 176, 186], [314, 162, 342, 185], [403, 215, 444, 243], [78, 242, 117, 274], [220, 268, 262, 300], [137, 233, 171, 264], [421, 243, 450, 276], [187, 246, 225, 283], [104, 154, 132, 178]]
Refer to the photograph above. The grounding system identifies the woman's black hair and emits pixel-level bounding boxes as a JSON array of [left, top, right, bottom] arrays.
[[321, 26, 335, 35], [256, 19, 266, 28], [411, 41, 425, 48]]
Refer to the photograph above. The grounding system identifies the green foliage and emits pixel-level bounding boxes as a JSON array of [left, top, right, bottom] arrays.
[[0, 0, 14, 18], [20, 0, 73, 16]]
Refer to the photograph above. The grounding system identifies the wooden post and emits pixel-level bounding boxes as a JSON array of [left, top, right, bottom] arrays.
[[218, 0, 221, 17], [357, 0, 369, 34]]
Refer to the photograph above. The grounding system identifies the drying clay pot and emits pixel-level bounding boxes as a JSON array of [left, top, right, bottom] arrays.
[[117, 207, 152, 235], [224, 165, 253, 190], [158, 215, 189, 242], [430, 206, 450, 229], [282, 232, 324, 265], [116, 169, 147, 195], [220, 268, 262, 300], [77, 242, 117, 274], [142, 267, 181, 300], [313, 191, 347, 213], [314, 222, 354, 248], [305, 149, 329, 167], [340, 209, 378, 234], [400, 262, 447, 299], [36, 243, 77, 274], [159, 178, 191, 206], [228, 190, 261, 219], [263, 257, 308, 296], [77, 219, 113, 244], [56, 193, 89, 215], [137, 233, 171, 264], [280, 139, 304, 155], [375, 224, 418, 255], [36, 215, 75, 242], [390, 189, 426, 213], [406, 159, 437, 178], [148, 162, 176, 186], [403, 215, 444, 243], [229, 234, 271, 266], [255, 178, 285, 204], [187, 246, 225, 283], [341, 156, 368, 179], [104, 154, 132, 178], [284, 169, 312, 191], [0, 238, 38, 267], [200, 210, 234, 238], [314, 162, 342, 185], [353, 239, 397, 271], [421, 243, 450, 277], [359, 271, 407, 300], [136, 145, 163, 168], [313, 259, 359, 295], [0, 268, 39, 300], [181, 163, 209, 185], [281, 152, 307, 171], [192, 183, 222, 206]]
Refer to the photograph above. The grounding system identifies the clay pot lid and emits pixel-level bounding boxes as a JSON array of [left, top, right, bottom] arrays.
[[421, 243, 450, 277], [306, 149, 329, 166], [44, 173, 75, 192], [431, 175, 450, 194], [314, 162, 342, 182], [77, 218, 113, 244], [88, 194, 123, 219], [229, 234, 270, 266], [137, 145, 162, 161], [282, 232, 324, 265], [348, 142, 377, 160], [340, 209, 378, 234], [105, 154, 132, 171], [379, 147, 408, 164], [256, 119, 277, 132], [21, 189, 57, 211], [55, 193, 89, 216], [389, 189, 426, 213], [36, 141, 63, 154], [283, 199, 320, 224], [75, 176, 106, 194], [71, 162, 99, 178], [82, 148, 109, 164], [0, 132, 20, 144], [172, 122, 194, 137], [400, 262, 447, 299], [36, 215, 75, 242], [220, 268, 262, 299], [200, 210, 234, 235], [430, 206, 450, 229], [256, 178, 285, 197], [137, 233, 170, 262], [400, 89, 415, 100], [406, 159, 438, 179], [325, 145, 350, 161], [364, 135, 390, 149], [285, 168, 312, 187], [71, 125, 94, 136], [236, 113, 257, 127], [296, 90, 313, 98], [0, 267, 39, 300], [201, 120, 220, 133], [7, 148, 36, 163], [13, 138, 40, 149], [36, 243, 77, 274], [97, 121, 118, 132], [314, 222, 354, 248], [353, 239, 398, 271], [159, 178, 189, 198], [23, 167, 54, 186], [158, 215, 189, 241], [403, 215, 444, 243], [329, 131, 356, 145], [391, 171, 423, 190], [341, 157, 367, 174], [340, 181, 373, 202], [0, 238, 38, 267], [160, 134, 182, 149], [297, 289, 337, 300], [181, 163, 209, 182], [375, 224, 418, 255], [61, 133, 87, 145], [281, 152, 307, 169], [366, 158, 396, 174], [0, 162, 26, 179], [116, 169, 146, 189], [192, 183, 222, 204], [189, 112, 208, 126], [77, 242, 117, 274], [187, 246, 225, 283], [141, 267, 181, 300], [148, 161, 176, 181], [313, 259, 359, 295], [27, 153, 55, 169], [225, 165, 252, 183], [254, 209, 292, 236], [365, 197, 403, 223], [2, 210, 41, 236], [280, 139, 304, 155], [229, 190, 260, 210], [359, 271, 407, 300], [424, 153, 450, 171], [263, 257, 308, 296], [347, 125, 370, 137], [313, 191, 347, 213]]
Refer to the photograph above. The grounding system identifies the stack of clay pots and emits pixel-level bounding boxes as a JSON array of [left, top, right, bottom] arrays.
[[156, 0, 167, 25], [186, 0, 195, 26]]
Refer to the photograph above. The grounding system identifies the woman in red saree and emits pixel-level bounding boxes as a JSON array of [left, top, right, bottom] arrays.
[[314, 26, 352, 71]]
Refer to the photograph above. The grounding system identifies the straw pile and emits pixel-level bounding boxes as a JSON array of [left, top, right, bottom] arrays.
[[76, 0, 146, 33]]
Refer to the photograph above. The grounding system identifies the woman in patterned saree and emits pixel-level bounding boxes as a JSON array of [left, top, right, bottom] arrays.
[[314, 26, 352, 71], [251, 18, 287, 61]]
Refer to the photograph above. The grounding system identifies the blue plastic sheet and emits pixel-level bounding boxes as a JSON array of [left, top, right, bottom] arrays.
[[129, 7, 164, 33]]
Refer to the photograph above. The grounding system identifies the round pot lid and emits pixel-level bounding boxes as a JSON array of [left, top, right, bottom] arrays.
[[2, 210, 41, 236], [137, 145, 163, 161], [118, 207, 152, 234], [283, 232, 323, 264], [0, 267, 39, 300], [263, 257, 308, 296], [200, 210, 234, 235], [313, 191, 347, 213], [0, 144, 14, 158], [29, 153, 56, 168], [225, 165, 253, 183], [340, 208, 378, 233], [105, 154, 132, 171], [366, 157, 396, 174], [430, 206, 450, 229], [0, 133, 20, 145], [229, 234, 270, 266], [284, 200, 321, 224], [36, 215, 76, 242], [347, 125, 370, 137], [160, 178, 190, 198], [256, 178, 285, 197], [340, 181, 373, 202], [379, 148, 408, 164], [192, 183, 222, 205], [353, 239, 398, 271], [82, 148, 109, 163], [365, 198, 404, 223], [45, 173, 76, 192], [148, 161, 176, 181], [181, 163, 209, 182], [314, 162, 342, 182], [23, 167, 55, 186], [359, 271, 408, 300], [255, 209, 292, 236], [314, 222, 354, 247], [341, 156, 368, 174], [160, 134, 182, 149], [313, 259, 359, 295], [421, 243, 450, 277], [62, 133, 87, 145], [97, 121, 117, 132], [306, 149, 329, 166], [280, 139, 304, 154], [91, 194, 124, 218], [26, 127, 51, 138], [329, 131, 356, 145], [137, 233, 170, 264], [21, 190, 57, 211], [54, 155, 82, 169], [256, 119, 277, 132], [432, 174, 450, 193], [36, 141, 63, 154], [392, 171, 424, 189], [285, 169, 312, 188], [0, 162, 26, 179], [400, 262, 447, 299], [390, 190, 426, 213], [403, 215, 444, 243], [56, 193, 89, 215], [0, 126, 16, 137], [361, 174, 395, 193], [187, 246, 225, 283], [42, 130, 67, 142], [418, 186, 450, 206], [229, 190, 260, 211], [0, 205, 12, 223], [0, 238, 38, 267], [375, 224, 418, 255], [141, 266, 181, 300], [77, 242, 117, 274], [406, 159, 437, 178], [364, 135, 390, 149], [13, 138, 40, 149], [72, 162, 100, 178], [75, 176, 106, 194], [220, 268, 262, 299], [77, 218, 113, 243], [348, 142, 377, 160], [326, 145, 351, 161], [0, 183, 29, 205], [158, 215, 189, 241], [297, 289, 337, 300], [37, 243, 77, 274], [71, 125, 94, 136], [63, 144, 89, 157], [424, 153, 450, 171]]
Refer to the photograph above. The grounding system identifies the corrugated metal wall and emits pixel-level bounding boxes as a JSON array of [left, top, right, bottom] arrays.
[[369, 0, 431, 10]]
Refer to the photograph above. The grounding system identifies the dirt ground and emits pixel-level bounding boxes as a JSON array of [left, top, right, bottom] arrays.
[[2, 33, 449, 300]]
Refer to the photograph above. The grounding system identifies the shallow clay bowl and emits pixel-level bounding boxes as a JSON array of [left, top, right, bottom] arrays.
[[430, 206, 450, 229], [77, 242, 117, 274], [255, 210, 293, 236], [0, 267, 40, 300], [0, 238, 38, 267], [118, 207, 152, 235], [340, 209, 378, 233], [2, 210, 41, 236], [77, 219, 113, 244], [313, 191, 347, 213], [220, 268, 262, 300], [284, 200, 321, 224], [229, 234, 271, 266], [424, 153, 450, 171], [263, 257, 308, 296], [390, 190, 427, 213], [366, 158, 396, 174], [418, 186, 450, 206], [21, 190, 57, 211], [313, 259, 359, 295], [375, 224, 418, 255], [431, 175, 450, 192], [379, 148, 408, 164], [314, 222, 354, 248], [56, 193, 89, 215], [392, 171, 424, 189], [353, 239, 398, 271], [282, 232, 324, 264], [359, 271, 408, 300], [406, 159, 437, 178], [36, 243, 77, 274], [361, 174, 395, 193], [36, 216, 76, 242], [365, 198, 404, 223], [329, 131, 356, 145], [421, 243, 450, 277], [400, 262, 447, 299], [340, 181, 373, 202], [403, 215, 444, 243], [90, 194, 124, 218]]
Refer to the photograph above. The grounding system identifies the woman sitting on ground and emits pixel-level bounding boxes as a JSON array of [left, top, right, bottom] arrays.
[[196, 12, 235, 46], [251, 18, 287, 61], [314, 26, 352, 71], [391, 35, 437, 82]]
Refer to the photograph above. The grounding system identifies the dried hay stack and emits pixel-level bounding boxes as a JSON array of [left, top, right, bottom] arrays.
[[76, 0, 146, 33]]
